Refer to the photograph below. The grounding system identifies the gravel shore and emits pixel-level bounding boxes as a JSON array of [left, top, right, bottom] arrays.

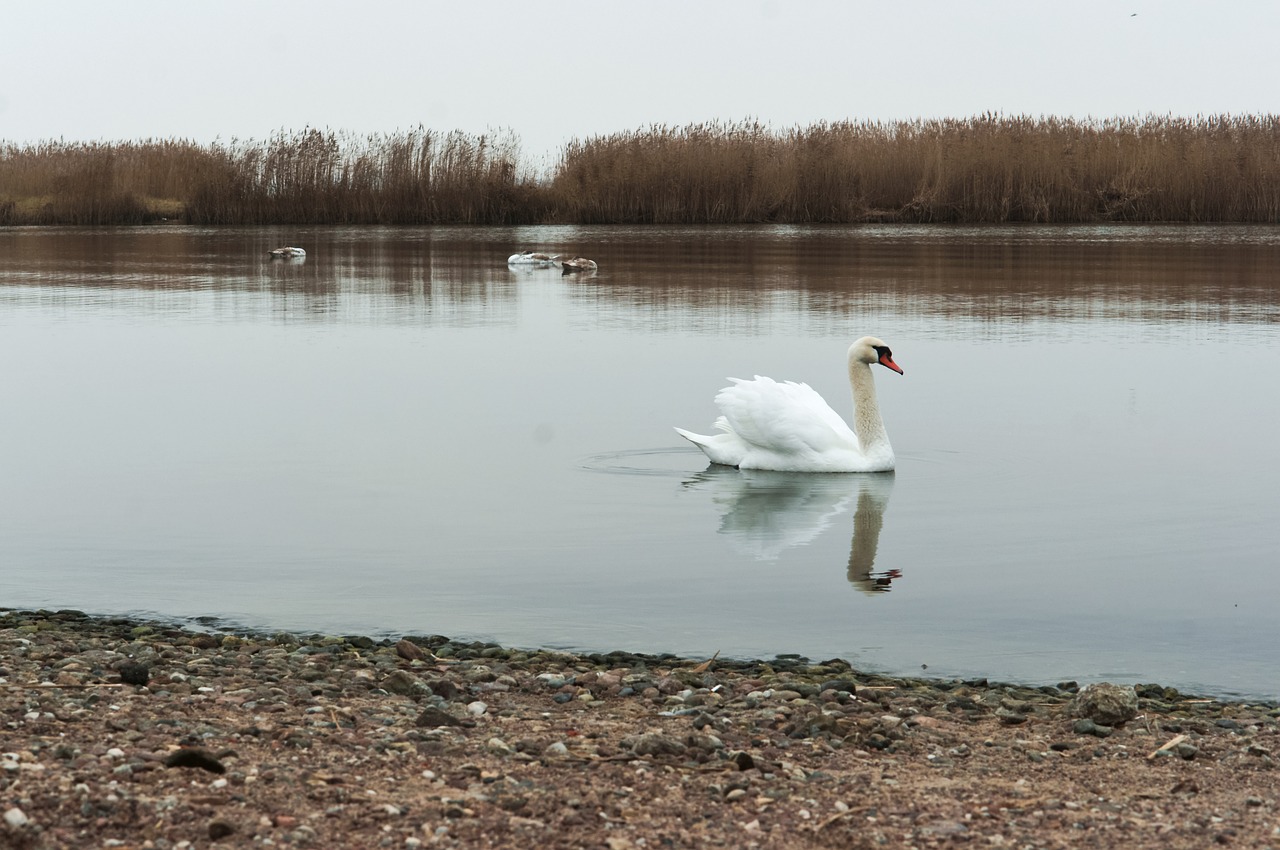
[[2, 608, 1278, 849]]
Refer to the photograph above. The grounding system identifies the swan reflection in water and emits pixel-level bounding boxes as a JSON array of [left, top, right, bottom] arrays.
[[681, 467, 900, 594]]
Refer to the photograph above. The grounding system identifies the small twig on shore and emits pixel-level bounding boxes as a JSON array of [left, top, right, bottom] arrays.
[[1148, 734, 1188, 759], [690, 651, 720, 674], [813, 809, 856, 832]]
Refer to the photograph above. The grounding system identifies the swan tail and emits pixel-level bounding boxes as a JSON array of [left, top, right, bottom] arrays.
[[674, 427, 709, 446], [674, 426, 744, 468]]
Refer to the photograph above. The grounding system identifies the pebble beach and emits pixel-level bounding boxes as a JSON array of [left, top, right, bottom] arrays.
[[3, 608, 1279, 849]]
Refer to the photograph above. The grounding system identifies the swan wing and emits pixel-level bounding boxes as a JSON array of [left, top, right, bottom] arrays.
[[714, 376, 858, 455]]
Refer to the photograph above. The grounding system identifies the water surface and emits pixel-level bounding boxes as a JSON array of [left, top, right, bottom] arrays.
[[2, 224, 1278, 699]]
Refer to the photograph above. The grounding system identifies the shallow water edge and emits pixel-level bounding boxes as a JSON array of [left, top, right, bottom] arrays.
[[6, 606, 1275, 708]]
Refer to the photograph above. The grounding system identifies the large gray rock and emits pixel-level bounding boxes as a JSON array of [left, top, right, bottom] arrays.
[[1069, 683, 1139, 726]]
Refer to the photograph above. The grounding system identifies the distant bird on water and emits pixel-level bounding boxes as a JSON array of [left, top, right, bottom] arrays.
[[560, 257, 598, 274], [268, 246, 306, 258], [507, 250, 559, 266]]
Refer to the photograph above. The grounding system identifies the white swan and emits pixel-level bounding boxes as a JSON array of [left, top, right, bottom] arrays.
[[507, 250, 559, 266], [675, 336, 903, 473], [268, 246, 306, 258]]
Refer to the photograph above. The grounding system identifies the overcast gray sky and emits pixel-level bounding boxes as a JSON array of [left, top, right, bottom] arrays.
[[3, 0, 1277, 166]]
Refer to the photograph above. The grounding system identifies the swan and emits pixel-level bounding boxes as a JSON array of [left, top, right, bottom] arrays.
[[675, 336, 903, 473], [507, 250, 559, 266], [268, 246, 306, 258], [560, 256, 598, 274]]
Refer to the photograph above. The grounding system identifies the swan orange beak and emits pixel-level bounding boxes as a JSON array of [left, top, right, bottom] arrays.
[[879, 353, 904, 374]]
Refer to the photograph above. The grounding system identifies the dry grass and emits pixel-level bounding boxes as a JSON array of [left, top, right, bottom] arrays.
[[0, 128, 543, 226], [3, 116, 1279, 225], [549, 115, 1280, 224]]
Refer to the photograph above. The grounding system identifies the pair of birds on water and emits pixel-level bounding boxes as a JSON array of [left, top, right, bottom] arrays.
[[507, 250, 597, 273]]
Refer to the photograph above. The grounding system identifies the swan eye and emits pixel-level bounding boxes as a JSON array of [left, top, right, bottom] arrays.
[[874, 346, 891, 358]]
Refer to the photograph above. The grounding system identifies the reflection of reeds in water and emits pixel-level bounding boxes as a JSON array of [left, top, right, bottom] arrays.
[[8, 225, 1279, 332], [559, 225, 1280, 333], [4, 116, 1280, 225]]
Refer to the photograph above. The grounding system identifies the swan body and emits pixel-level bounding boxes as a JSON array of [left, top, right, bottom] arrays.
[[268, 246, 306, 258], [508, 250, 559, 266], [675, 336, 903, 473], [560, 256, 597, 273]]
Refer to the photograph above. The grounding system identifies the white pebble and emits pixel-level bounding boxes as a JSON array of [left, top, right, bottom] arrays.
[[106, 748, 125, 759], [3, 808, 29, 828], [834, 800, 849, 812], [466, 701, 487, 717], [420, 769, 436, 780], [23, 711, 39, 722], [211, 778, 228, 789]]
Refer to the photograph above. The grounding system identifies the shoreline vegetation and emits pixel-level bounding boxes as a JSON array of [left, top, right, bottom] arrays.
[[3, 115, 1280, 227]]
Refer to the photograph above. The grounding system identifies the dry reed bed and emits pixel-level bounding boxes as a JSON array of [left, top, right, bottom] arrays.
[[3, 116, 1279, 225]]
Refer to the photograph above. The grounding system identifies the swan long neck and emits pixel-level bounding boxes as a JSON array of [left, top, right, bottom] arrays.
[[848, 358, 890, 452]]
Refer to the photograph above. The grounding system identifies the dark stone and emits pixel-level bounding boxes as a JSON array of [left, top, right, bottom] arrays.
[[381, 670, 430, 697], [1073, 719, 1113, 738], [396, 639, 430, 662], [164, 748, 226, 774], [118, 663, 150, 686], [428, 678, 462, 700], [946, 696, 981, 712], [621, 733, 686, 757], [208, 820, 236, 840], [820, 680, 859, 696], [729, 751, 756, 771], [995, 708, 1027, 725], [415, 707, 464, 728]]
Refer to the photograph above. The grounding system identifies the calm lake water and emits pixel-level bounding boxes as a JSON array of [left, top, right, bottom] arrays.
[[2, 224, 1278, 699]]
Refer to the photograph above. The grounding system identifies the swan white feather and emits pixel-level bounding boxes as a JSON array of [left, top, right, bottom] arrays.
[[507, 251, 558, 266], [675, 336, 903, 473]]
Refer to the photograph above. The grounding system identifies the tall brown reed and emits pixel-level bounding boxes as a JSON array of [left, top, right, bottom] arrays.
[[3, 116, 1279, 225], [549, 115, 1280, 224]]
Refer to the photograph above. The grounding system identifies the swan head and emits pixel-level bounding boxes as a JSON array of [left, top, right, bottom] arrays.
[[850, 336, 903, 375]]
